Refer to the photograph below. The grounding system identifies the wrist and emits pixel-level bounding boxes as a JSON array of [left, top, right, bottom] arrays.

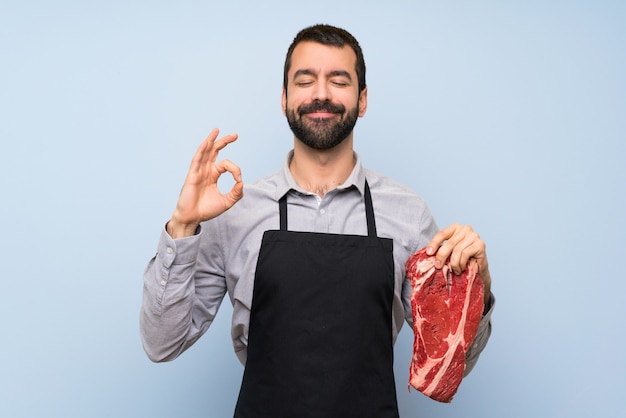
[[166, 218, 200, 239]]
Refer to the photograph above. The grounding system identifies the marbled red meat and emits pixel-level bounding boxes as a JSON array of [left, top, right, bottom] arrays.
[[405, 248, 484, 403]]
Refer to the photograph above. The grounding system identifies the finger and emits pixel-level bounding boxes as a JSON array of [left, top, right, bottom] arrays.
[[426, 223, 463, 270], [429, 224, 478, 271], [189, 130, 238, 179], [214, 159, 243, 183], [209, 133, 239, 162], [448, 233, 482, 274], [190, 128, 220, 172], [213, 159, 244, 207], [215, 133, 239, 149], [426, 223, 458, 256], [224, 178, 244, 206]]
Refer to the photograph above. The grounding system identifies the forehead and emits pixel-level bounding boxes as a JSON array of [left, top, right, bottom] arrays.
[[289, 41, 357, 77]]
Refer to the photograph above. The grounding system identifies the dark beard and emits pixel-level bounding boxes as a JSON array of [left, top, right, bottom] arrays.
[[286, 100, 359, 150]]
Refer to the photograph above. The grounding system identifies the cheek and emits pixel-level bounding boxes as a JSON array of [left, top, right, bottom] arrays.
[[285, 98, 307, 116], [286, 91, 306, 107], [336, 90, 360, 108]]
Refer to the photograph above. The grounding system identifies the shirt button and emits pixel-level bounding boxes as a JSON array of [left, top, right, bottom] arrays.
[[160, 280, 166, 286], [166, 247, 173, 254], [320, 209, 326, 214]]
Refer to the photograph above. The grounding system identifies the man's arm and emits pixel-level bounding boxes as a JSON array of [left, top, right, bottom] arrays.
[[140, 129, 243, 361], [140, 225, 228, 362]]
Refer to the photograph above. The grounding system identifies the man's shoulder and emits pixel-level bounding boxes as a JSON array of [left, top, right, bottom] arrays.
[[363, 167, 437, 250], [363, 168, 427, 205]]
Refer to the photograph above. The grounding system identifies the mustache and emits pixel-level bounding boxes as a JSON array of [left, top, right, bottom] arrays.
[[298, 100, 346, 115]]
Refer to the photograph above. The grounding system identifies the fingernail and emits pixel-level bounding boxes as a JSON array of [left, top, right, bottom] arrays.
[[435, 260, 442, 269], [426, 247, 433, 255]]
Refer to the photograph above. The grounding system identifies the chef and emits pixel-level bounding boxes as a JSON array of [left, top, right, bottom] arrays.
[[140, 24, 494, 418]]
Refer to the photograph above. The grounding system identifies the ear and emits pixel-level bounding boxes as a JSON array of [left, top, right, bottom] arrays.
[[281, 87, 287, 116], [358, 87, 368, 117]]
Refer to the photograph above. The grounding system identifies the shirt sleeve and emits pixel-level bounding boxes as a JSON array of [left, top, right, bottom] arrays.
[[464, 292, 495, 376], [139, 223, 227, 362]]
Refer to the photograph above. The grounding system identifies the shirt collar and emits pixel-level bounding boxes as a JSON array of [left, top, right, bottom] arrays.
[[275, 150, 366, 200]]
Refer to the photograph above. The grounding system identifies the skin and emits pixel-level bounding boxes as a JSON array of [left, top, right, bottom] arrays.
[[167, 129, 243, 239], [166, 41, 491, 308], [427, 224, 492, 307], [282, 41, 367, 197]]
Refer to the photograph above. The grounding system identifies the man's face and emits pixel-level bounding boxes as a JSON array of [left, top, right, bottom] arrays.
[[282, 41, 367, 150]]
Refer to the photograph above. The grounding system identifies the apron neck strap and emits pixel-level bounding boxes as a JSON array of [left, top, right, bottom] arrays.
[[278, 180, 378, 237], [279, 192, 288, 231], [363, 180, 377, 237]]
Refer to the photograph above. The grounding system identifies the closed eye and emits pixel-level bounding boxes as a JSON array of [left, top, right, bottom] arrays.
[[331, 80, 349, 87], [328, 70, 352, 87]]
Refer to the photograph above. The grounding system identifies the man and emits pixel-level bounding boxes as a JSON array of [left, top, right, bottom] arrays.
[[141, 24, 494, 417]]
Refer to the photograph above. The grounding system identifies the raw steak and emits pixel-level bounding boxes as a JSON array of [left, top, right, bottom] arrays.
[[405, 248, 484, 403]]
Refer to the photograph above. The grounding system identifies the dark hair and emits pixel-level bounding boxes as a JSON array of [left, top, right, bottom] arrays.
[[283, 24, 366, 93]]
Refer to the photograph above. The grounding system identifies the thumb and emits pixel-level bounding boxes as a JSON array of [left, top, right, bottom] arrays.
[[225, 180, 244, 206]]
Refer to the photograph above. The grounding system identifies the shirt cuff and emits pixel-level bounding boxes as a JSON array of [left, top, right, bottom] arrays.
[[158, 222, 202, 267]]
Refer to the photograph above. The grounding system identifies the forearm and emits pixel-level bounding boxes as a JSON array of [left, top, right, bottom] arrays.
[[140, 253, 197, 362], [140, 227, 224, 362]]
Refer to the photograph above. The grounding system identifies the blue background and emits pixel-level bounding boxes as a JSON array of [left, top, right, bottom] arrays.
[[1, 1, 625, 417]]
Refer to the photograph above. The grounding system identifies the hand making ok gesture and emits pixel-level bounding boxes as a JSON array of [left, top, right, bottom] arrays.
[[167, 128, 243, 239]]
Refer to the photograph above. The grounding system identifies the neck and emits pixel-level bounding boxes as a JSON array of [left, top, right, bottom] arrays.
[[289, 135, 355, 198]]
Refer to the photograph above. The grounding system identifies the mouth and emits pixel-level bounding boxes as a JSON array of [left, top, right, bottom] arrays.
[[304, 111, 339, 119], [298, 101, 345, 119]]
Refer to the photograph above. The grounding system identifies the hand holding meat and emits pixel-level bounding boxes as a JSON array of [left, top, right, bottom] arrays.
[[426, 223, 491, 307], [167, 129, 243, 239]]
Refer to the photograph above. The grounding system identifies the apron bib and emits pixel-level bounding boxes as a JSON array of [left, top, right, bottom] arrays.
[[234, 181, 399, 418]]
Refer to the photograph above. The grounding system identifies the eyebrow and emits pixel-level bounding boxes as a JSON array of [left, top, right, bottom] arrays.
[[293, 69, 353, 81]]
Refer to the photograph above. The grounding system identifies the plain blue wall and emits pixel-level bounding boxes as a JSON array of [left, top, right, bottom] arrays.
[[1, 1, 625, 417]]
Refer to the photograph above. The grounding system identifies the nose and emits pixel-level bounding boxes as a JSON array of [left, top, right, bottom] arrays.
[[311, 80, 330, 102]]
